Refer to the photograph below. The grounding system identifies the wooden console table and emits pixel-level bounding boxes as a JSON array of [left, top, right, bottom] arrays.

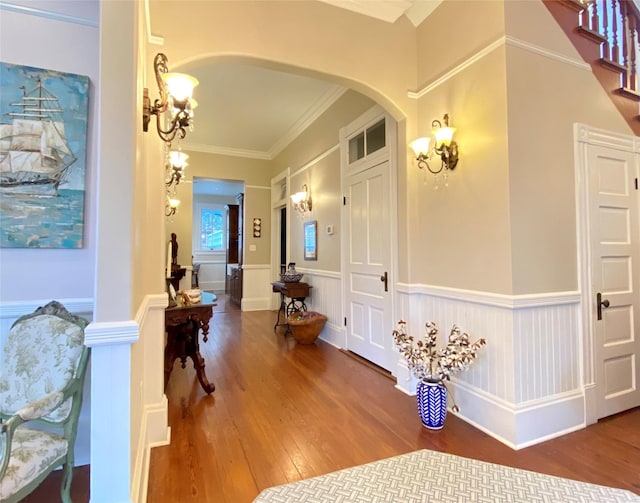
[[164, 301, 216, 394], [271, 281, 312, 330]]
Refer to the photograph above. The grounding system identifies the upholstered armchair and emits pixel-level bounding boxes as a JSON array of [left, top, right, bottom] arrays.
[[0, 301, 90, 503]]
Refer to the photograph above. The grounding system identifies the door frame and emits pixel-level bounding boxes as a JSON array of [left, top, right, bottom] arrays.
[[339, 105, 399, 371], [574, 123, 640, 425], [270, 168, 290, 310]]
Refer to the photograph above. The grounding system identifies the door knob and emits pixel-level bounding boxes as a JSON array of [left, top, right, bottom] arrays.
[[597, 292, 610, 321], [380, 272, 388, 292]]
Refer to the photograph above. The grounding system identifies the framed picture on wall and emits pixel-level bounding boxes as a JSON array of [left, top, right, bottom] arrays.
[[304, 220, 317, 260], [0, 62, 90, 248]]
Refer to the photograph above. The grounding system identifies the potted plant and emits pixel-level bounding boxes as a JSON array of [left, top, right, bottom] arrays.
[[392, 320, 487, 429], [287, 311, 327, 344]]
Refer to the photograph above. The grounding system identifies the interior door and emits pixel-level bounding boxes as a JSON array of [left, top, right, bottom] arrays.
[[588, 143, 640, 418], [344, 160, 392, 369]]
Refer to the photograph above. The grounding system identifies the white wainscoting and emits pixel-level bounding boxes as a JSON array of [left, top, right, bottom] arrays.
[[396, 284, 584, 449], [195, 259, 226, 293], [242, 264, 275, 311], [296, 268, 345, 348], [0, 297, 94, 466]]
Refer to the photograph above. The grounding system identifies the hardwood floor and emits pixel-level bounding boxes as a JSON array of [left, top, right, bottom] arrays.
[[24, 297, 640, 501]]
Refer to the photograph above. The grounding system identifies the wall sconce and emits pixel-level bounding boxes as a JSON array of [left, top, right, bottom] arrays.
[[166, 150, 188, 187], [409, 113, 459, 175], [166, 196, 180, 217], [291, 184, 312, 216], [142, 53, 198, 144]]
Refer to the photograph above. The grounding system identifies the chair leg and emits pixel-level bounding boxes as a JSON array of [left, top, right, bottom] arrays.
[[60, 460, 74, 503]]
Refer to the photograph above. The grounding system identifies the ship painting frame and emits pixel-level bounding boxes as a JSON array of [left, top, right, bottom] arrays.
[[0, 62, 90, 249]]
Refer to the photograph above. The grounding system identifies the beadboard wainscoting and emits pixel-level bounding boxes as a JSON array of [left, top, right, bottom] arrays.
[[243, 264, 275, 311], [296, 268, 344, 348], [395, 284, 583, 449], [0, 297, 94, 466]]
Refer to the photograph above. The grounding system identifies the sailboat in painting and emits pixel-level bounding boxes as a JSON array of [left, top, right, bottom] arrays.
[[0, 78, 77, 197]]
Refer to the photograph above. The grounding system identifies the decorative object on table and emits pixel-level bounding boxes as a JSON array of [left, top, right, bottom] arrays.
[[392, 320, 487, 429], [180, 288, 201, 305], [0, 62, 90, 249], [287, 311, 327, 344], [280, 262, 303, 283], [303, 220, 317, 260]]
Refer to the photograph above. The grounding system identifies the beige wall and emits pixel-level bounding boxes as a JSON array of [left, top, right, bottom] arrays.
[[411, 46, 513, 293], [244, 186, 271, 265]]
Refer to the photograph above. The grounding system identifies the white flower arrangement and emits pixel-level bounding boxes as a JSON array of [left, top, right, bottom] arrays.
[[392, 320, 487, 384]]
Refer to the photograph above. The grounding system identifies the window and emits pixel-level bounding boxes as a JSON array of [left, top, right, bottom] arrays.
[[193, 203, 226, 253], [200, 208, 224, 250]]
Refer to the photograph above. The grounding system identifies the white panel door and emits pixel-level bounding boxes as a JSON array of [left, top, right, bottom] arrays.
[[588, 144, 640, 418], [345, 160, 392, 369]]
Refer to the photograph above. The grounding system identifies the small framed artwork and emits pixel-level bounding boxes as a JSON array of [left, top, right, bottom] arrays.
[[304, 220, 317, 261], [253, 217, 261, 238]]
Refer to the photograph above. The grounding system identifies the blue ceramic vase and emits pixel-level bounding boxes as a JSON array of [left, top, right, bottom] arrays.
[[416, 380, 447, 429]]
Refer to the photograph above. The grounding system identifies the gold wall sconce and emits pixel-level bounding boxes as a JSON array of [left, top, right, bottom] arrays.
[[165, 196, 180, 217], [409, 113, 459, 175], [291, 184, 312, 216], [166, 150, 188, 188], [142, 53, 198, 144]]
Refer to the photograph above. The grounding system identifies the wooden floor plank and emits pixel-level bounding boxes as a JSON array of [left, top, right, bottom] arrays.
[[23, 297, 640, 501]]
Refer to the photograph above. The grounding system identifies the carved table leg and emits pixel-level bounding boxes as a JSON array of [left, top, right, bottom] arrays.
[[186, 319, 215, 394]]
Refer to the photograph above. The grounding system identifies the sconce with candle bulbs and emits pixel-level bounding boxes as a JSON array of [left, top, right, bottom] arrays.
[[142, 53, 198, 144], [291, 184, 312, 216], [409, 114, 459, 175], [166, 196, 180, 217], [166, 150, 188, 188]]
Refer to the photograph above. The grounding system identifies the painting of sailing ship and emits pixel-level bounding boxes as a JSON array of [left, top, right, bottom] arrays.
[[0, 62, 89, 248]]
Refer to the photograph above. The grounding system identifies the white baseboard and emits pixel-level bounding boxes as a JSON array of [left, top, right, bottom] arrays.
[[318, 322, 346, 349], [131, 399, 170, 503], [241, 296, 271, 311], [450, 381, 585, 449]]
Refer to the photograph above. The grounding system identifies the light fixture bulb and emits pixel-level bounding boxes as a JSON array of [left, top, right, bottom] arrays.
[[291, 191, 306, 204], [169, 151, 189, 169], [434, 126, 455, 147], [162, 73, 199, 103], [168, 198, 180, 209], [410, 137, 431, 157]]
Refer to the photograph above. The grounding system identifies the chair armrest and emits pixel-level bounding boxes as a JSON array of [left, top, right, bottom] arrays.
[[15, 390, 65, 421]]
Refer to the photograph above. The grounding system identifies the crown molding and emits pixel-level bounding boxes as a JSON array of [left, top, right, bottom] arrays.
[[409, 35, 589, 100], [0, 1, 98, 26]]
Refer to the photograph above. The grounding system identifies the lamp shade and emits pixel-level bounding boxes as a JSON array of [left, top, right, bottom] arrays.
[[168, 198, 181, 209], [291, 191, 306, 205], [163, 73, 199, 102], [169, 151, 189, 169], [410, 137, 431, 157], [434, 126, 455, 147]]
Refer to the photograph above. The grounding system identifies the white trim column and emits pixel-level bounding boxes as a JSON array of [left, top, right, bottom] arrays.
[[86, 321, 138, 503]]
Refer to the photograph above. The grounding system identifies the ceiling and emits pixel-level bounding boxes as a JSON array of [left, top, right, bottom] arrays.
[[166, 0, 442, 195]]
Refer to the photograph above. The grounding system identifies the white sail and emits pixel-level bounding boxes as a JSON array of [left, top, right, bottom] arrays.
[[10, 119, 43, 152], [0, 124, 12, 173]]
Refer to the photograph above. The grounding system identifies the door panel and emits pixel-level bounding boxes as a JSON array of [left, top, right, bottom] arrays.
[[345, 160, 392, 370], [588, 144, 640, 418]]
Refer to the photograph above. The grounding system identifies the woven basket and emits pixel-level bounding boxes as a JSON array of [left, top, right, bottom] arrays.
[[287, 311, 327, 344]]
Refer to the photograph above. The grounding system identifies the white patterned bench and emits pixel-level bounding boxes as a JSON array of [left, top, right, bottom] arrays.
[[254, 449, 639, 502]]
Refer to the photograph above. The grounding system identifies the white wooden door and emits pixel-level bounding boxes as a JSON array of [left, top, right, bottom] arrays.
[[344, 160, 392, 369], [588, 144, 640, 418]]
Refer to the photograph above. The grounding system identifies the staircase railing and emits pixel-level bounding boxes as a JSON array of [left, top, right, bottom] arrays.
[[578, 0, 640, 95]]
